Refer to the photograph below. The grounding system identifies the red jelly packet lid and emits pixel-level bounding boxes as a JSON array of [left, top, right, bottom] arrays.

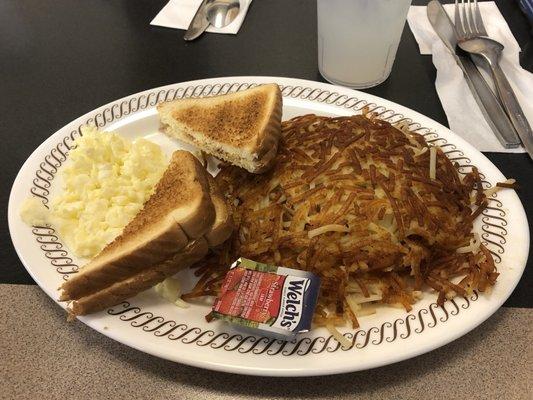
[[210, 258, 320, 339]]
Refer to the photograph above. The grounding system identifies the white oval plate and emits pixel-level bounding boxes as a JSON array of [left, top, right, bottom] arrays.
[[8, 77, 529, 376]]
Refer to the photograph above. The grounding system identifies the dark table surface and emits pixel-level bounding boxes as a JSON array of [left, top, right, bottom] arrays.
[[1, 0, 531, 307]]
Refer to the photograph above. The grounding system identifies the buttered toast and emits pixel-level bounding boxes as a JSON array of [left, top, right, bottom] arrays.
[[67, 188, 233, 317], [157, 84, 282, 173], [61, 152, 234, 318], [60, 150, 215, 302]]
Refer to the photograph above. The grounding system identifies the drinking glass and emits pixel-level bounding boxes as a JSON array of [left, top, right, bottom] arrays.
[[317, 0, 412, 89]]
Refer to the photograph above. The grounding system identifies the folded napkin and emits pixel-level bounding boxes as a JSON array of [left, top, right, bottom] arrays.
[[151, 0, 252, 35], [407, 1, 533, 153]]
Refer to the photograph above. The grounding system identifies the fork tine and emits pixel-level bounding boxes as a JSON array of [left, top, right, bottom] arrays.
[[464, 0, 474, 36], [459, 0, 471, 37], [473, 0, 488, 36], [454, 0, 466, 39]]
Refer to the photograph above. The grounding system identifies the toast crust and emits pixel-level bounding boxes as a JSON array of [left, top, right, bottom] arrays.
[[69, 238, 209, 317], [205, 175, 233, 247], [60, 150, 215, 301]]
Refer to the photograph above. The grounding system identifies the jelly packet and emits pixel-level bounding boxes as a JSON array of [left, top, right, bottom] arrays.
[[208, 258, 320, 340]]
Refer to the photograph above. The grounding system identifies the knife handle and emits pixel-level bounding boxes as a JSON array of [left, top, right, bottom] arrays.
[[490, 62, 533, 157], [457, 56, 522, 149]]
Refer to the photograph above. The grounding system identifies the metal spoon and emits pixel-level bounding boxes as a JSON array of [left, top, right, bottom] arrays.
[[207, 0, 240, 29], [183, 0, 240, 41]]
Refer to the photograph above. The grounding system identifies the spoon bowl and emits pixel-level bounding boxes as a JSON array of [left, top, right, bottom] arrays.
[[457, 37, 504, 63], [206, 0, 240, 28]]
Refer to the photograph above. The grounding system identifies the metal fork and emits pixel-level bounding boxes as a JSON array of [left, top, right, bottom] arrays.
[[455, 0, 533, 158], [454, 0, 487, 39]]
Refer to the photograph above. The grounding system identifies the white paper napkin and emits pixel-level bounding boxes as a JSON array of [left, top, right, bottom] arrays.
[[151, 0, 252, 35], [407, 2, 533, 153]]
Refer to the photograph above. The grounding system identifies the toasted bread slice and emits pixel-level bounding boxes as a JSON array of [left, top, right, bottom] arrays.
[[157, 84, 283, 173], [65, 176, 233, 318], [69, 238, 209, 317], [60, 150, 215, 301]]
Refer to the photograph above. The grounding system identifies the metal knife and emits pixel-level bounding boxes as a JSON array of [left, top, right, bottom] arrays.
[[184, 0, 210, 41], [427, 0, 522, 148]]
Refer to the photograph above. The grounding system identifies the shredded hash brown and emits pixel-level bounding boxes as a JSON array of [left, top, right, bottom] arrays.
[[186, 113, 513, 329]]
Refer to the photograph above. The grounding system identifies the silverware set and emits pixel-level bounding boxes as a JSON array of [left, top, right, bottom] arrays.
[[184, 0, 240, 41], [428, 0, 533, 158]]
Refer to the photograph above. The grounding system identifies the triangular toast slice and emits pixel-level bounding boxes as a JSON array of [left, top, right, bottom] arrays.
[[66, 177, 234, 317], [157, 84, 282, 173], [60, 150, 215, 301]]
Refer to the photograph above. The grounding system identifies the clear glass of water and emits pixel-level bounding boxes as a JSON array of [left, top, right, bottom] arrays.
[[317, 0, 412, 89]]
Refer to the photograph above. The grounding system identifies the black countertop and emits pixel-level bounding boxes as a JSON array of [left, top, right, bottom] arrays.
[[1, 0, 531, 306]]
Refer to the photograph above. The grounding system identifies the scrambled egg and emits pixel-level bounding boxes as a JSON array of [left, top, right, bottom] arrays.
[[22, 126, 167, 258], [20, 197, 49, 226], [154, 277, 190, 308]]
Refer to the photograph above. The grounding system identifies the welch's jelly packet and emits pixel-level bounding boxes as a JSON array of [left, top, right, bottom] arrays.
[[208, 258, 320, 339]]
